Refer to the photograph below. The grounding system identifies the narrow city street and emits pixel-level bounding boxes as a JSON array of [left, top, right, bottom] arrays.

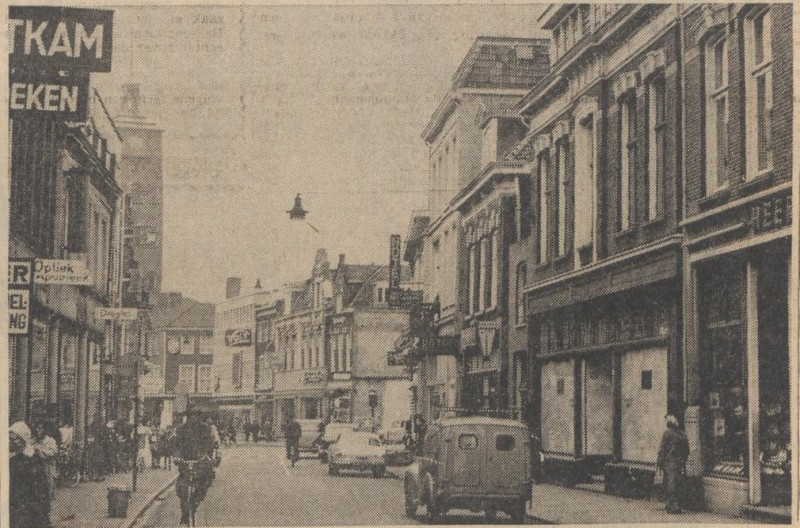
[[141, 443, 411, 527], [140, 443, 533, 526]]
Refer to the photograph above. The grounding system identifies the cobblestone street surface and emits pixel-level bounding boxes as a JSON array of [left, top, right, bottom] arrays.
[[139, 444, 535, 526]]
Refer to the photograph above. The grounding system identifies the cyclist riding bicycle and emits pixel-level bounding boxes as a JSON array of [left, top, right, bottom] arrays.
[[173, 407, 216, 526]]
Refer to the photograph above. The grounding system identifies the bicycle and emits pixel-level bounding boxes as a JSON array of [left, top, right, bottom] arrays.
[[175, 456, 212, 526]]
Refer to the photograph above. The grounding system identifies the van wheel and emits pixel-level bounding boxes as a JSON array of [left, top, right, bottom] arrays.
[[484, 509, 498, 522], [424, 475, 443, 524], [404, 478, 418, 518], [373, 465, 385, 478], [509, 500, 527, 524], [328, 464, 338, 476]]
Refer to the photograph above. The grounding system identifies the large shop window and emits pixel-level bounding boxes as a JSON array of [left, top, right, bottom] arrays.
[[704, 32, 729, 194], [699, 259, 747, 474], [744, 7, 773, 178]]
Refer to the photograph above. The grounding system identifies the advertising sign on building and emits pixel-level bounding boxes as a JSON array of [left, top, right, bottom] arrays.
[[9, 71, 90, 120], [387, 288, 422, 308], [303, 370, 326, 385], [8, 260, 34, 335], [225, 328, 252, 347], [95, 307, 139, 321], [34, 259, 92, 285], [9, 7, 114, 72], [388, 234, 401, 290]]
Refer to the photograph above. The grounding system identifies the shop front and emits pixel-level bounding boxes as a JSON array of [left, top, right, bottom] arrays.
[[526, 239, 682, 494], [273, 367, 328, 434], [685, 208, 791, 513]]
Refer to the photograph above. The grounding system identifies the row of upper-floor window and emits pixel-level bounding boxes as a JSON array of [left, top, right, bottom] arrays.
[[551, 4, 624, 63], [705, 7, 774, 195]]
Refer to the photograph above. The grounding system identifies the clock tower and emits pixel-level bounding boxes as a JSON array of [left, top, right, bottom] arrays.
[[115, 83, 165, 300]]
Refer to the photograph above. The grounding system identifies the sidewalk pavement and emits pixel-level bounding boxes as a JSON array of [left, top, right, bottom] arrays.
[[52, 467, 178, 528], [528, 484, 749, 524]]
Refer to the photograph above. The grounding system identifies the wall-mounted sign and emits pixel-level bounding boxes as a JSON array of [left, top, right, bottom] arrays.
[[303, 370, 326, 385], [750, 193, 791, 235], [225, 328, 252, 347], [387, 288, 422, 309], [8, 260, 34, 335], [34, 259, 92, 285], [9, 6, 114, 72], [9, 71, 90, 120], [95, 307, 138, 321], [389, 234, 401, 290]]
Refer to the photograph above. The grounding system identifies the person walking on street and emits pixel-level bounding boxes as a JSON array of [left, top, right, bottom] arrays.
[[33, 421, 59, 505], [172, 409, 216, 526], [413, 414, 427, 456], [252, 421, 260, 443], [10, 421, 51, 528], [244, 419, 251, 443], [657, 414, 690, 514], [283, 416, 301, 466]]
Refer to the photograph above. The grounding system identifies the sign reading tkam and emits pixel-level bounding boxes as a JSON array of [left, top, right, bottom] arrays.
[[225, 329, 253, 347], [9, 72, 90, 121], [9, 6, 114, 72], [9, 260, 34, 336]]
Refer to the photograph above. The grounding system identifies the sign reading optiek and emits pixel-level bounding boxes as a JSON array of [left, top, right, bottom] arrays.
[[34, 259, 92, 285], [9, 7, 114, 72]]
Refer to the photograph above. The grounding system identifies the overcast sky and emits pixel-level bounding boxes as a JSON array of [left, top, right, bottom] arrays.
[[94, 5, 547, 303]]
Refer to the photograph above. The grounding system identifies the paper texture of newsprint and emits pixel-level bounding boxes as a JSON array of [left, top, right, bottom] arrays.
[[2, 1, 799, 527]]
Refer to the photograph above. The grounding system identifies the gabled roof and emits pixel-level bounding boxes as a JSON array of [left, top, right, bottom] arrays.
[[150, 292, 214, 330]]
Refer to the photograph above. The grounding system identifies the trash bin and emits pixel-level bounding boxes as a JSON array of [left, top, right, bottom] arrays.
[[107, 486, 131, 518]]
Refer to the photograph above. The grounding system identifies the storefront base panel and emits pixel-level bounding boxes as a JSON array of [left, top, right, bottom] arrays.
[[541, 455, 592, 486], [604, 462, 655, 500], [702, 476, 748, 518]]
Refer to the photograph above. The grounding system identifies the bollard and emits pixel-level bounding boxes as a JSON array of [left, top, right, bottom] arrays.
[[107, 486, 131, 518]]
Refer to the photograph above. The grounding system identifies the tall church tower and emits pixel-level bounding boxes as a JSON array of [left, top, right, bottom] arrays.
[[115, 83, 164, 299]]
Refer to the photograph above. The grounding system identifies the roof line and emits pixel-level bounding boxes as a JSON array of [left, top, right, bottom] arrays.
[[346, 265, 384, 309]]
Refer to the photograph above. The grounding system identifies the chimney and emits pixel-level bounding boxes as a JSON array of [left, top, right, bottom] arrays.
[[338, 254, 345, 269], [226, 277, 242, 299], [254, 278, 262, 290]]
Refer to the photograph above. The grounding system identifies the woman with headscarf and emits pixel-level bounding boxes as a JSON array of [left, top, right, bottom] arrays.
[[10, 421, 51, 528], [657, 414, 690, 514], [34, 420, 60, 507]]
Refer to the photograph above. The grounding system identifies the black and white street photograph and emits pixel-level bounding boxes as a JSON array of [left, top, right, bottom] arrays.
[[6, 3, 797, 527]]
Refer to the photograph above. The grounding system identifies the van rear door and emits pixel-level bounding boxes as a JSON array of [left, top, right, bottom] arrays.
[[486, 426, 527, 490], [448, 425, 484, 487]]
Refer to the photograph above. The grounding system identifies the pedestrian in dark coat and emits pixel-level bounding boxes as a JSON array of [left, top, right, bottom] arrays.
[[10, 421, 51, 528], [657, 414, 690, 513], [283, 416, 302, 466], [172, 410, 216, 526]]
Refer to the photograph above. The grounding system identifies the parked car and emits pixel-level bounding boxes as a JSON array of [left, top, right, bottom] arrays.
[[296, 419, 324, 454], [328, 431, 387, 478], [378, 423, 414, 466], [403, 416, 530, 523], [318, 422, 359, 463]]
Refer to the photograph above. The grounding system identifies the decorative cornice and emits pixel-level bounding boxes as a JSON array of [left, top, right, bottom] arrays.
[[573, 95, 598, 123], [638, 49, 666, 81], [553, 119, 570, 140], [533, 133, 551, 154], [613, 70, 639, 100]]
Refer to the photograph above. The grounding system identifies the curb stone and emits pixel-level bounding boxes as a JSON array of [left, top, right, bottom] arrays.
[[123, 474, 178, 528]]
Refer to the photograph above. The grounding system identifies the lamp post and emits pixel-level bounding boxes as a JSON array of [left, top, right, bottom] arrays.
[[131, 292, 151, 492]]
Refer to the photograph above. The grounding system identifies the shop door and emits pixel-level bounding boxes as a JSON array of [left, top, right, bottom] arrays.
[[540, 359, 574, 455], [582, 356, 613, 458], [620, 348, 667, 463], [449, 426, 484, 487], [757, 246, 790, 505]]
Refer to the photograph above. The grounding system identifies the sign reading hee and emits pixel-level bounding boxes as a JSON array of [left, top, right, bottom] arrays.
[[9, 260, 34, 335], [9, 7, 114, 72]]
